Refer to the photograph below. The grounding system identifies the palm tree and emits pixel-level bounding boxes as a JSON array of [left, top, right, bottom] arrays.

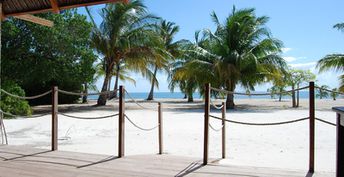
[[87, 0, 160, 105], [146, 20, 182, 100], [176, 7, 285, 108], [331, 88, 339, 101], [95, 62, 136, 97], [317, 22, 344, 92], [316, 85, 330, 99], [287, 69, 316, 107]]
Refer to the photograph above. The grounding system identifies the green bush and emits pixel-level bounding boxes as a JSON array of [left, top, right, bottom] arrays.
[[0, 81, 32, 118]]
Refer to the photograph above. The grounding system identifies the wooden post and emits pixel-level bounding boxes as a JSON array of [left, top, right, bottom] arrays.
[[309, 81, 315, 173], [222, 102, 226, 159], [118, 85, 125, 157], [158, 102, 163, 155], [332, 107, 344, 177], [203, 83, 210, 165], [336, 112, 343, 177], [51, 86, 58, 151]]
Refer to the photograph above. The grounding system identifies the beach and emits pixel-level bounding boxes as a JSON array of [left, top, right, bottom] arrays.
[[3, 98, 341, 172]]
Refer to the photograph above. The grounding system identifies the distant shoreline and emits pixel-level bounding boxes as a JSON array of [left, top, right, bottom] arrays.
[[87, 91, 344, 100]]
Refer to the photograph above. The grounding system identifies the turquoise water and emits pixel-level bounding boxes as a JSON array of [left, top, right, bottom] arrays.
[[87, 91, 338, 100]]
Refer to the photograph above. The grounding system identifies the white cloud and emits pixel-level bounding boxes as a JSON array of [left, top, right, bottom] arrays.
[[281, 47, 292, 53], [289, 62, 317, 69], [283, 56, 308, 63], [283, 56, 297, 62]]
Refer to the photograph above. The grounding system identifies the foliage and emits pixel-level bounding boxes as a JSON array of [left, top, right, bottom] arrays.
[[2, 10, 96, 104], [268, 67, 315, 106], [330, 88, 339, 100], [146, 20, 183, 100], [171, 7, 285, 108], [0, 82, 32, 118], [316, 85, 330, 99], [87, 0, 162, 105], [317, 22, 344, 92]]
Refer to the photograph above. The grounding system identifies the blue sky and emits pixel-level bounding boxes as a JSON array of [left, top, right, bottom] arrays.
[[79, 0, 344, 92]]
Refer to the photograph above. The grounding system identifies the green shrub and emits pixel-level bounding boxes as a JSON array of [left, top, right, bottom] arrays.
[[0, 81, 32, 118]]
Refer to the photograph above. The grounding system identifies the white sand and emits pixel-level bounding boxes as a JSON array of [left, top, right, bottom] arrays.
[[3, 102, 338, 172]]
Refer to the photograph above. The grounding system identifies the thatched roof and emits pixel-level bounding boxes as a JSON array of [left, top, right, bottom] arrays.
[[2, 0, 126, 17]]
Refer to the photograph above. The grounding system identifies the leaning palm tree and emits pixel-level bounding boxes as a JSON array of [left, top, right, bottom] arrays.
[[146, 20, 183, 100], [316, 85, 330, 99], [87, 1, 160, 105], [317, 22, 344, 92], [177, 7, 285, 108]]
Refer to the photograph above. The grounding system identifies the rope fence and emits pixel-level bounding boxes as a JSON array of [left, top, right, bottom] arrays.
[[210, 99, 224, 110], [315, 118, 336, 126], [58, 112, 119, 120], [0, 113, 8, 145], [209, 123, 224, 132], [1, 89, 52, 100], [124, 114, 159, 131], [209, 115, 309, 126], [58, 89, 117, 96], [210, 86, 310, 96], [0, 110, 49, 119], [315, 86, 344, 95]]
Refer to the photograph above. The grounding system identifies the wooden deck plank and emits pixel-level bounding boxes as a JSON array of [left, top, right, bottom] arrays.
[[0, 145, 334, 177]]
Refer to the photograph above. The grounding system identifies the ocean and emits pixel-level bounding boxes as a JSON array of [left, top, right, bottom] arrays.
[[87, 91, 341, 100]]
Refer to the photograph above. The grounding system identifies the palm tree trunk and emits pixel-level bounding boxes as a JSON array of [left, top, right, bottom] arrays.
[[296, 83, 300, 107], [97, 71, 111, 105], [112, 63, 120, 99], [187, 93, 193, 102], [292, 84, 296, 107], [147, 66, 158, 100], [97, 62, 113, 106], [226, 80, 235, 109], [82, 83, 88, 103], [279, 88, 282, 102]]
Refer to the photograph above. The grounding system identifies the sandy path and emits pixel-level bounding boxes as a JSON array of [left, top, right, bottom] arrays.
[[3, 103, 338, 172]]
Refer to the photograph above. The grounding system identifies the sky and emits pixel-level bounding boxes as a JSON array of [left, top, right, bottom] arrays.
[[79, 0, 344, 92]]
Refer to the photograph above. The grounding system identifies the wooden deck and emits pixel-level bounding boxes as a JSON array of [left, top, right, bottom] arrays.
[[0, 145, 334, 177]]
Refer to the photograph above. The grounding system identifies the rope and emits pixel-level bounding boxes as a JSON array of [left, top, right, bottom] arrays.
[[209, 115, 309, 126], [210, 99, 224, 110], [315, 86, 344, 95], [315, 118, 336, 126], [124, 114, 159, 131], [209, 123, 224, 132], [1, 89, 52, 100], [0, 110, 49, 119], [58, 89, 117, 96], [58, 112, 119, 120], [210, 86, 309, 96], [124, 90, 158, 111], [0, 113, 8, 145]]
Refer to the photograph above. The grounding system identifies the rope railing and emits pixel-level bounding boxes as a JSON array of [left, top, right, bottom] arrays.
[[124, 90, 158, 111], [210, 86, 310, 96], [0, 113, 8, 145], [58, 112, 119, 120], [209, 123, 224, 132], [1, 89, 52, 100], [124, 114, 159, 131], [0, 110, 49, 119], [315, 86, 344, 95], [58, 89, 118, 96], [315, 118, 336, 126], [209, 115, 309, 126], [210, 99, 224, 110]]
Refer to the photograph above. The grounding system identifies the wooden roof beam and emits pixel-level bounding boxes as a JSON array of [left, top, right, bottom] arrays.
[[15, 15, 54, 27], [4, 0, 128, 18], [49, 0, 60, 14]]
